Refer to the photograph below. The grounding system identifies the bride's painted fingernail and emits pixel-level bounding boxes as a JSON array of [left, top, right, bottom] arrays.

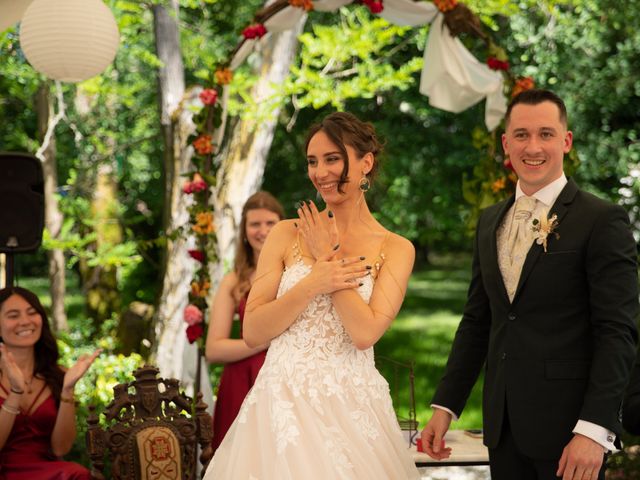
[[358, 282, 364, 287], [327, 210, 334, 218], [294, 222, 298, 228], [333, 244, 340, 251], [366, 265, 372, 270], [360, 256, 365, 260]]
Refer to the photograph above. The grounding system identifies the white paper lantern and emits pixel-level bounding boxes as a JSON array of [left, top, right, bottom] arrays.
[[19, 0, 119, 82]]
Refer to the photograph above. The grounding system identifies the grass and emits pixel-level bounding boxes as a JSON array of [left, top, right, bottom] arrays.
[[375, 253, 484, 431]]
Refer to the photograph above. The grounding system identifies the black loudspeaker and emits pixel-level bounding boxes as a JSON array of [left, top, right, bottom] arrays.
[[0, 152, 44, 253]]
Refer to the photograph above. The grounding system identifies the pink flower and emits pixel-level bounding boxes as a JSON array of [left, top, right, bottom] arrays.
[[199, 88, 218, 106], [186, 323, 204, 343], [184, 304, 203, 326], [191, 173, 207, 192]]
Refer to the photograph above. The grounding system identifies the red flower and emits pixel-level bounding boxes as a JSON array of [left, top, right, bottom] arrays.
[[362, 0, 383, 13], [193, 135, 214, 155], [186, 323, 204, 344], [199, 88, 218, 106], [188, 249, 205, 262], [242, 24, 267, 40], [487, 57, 510, 71]]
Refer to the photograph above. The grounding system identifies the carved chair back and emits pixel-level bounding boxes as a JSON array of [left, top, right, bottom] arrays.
[[86, 365, 213, 480]]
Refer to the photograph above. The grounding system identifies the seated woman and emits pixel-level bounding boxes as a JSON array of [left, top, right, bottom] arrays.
[[0, 286, 100, 479], [205, 191, 284, 452]]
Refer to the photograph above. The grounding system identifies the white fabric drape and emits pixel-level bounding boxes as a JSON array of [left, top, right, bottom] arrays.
[[420, 14, 506, 130], [380, 0, 438, 26]]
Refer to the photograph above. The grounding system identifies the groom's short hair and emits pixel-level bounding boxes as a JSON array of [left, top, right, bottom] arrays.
[[505, 89, 568, 127]]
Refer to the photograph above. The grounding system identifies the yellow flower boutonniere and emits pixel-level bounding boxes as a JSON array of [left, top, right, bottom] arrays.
[[531, 213, 560, 252]]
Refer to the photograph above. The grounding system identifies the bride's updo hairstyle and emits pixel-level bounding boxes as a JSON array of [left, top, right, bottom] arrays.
[[304, 112, 384, 194]]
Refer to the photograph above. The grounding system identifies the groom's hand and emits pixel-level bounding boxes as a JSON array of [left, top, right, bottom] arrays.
[[420, 408, 452, 460], [556, 434, 605, 480]]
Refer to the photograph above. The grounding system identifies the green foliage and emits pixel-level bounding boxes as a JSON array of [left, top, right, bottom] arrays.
[[285, 8, 422, 110]]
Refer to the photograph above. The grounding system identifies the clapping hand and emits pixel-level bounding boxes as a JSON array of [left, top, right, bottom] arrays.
[[0, 343, 26, 393], [62, 349, 102, 391], [297, 200, 339, 260]]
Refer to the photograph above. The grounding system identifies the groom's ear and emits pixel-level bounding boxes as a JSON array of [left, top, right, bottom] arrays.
[[501, 133, 509, 156]]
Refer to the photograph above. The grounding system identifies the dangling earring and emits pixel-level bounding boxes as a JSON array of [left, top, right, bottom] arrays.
[[359, 175, 370, 193]]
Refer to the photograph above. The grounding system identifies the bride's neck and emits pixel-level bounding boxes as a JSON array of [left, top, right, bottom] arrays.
[[331, 196, 374, 235]]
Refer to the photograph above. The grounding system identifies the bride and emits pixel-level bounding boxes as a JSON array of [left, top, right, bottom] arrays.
[[203, 112, 419, 479]]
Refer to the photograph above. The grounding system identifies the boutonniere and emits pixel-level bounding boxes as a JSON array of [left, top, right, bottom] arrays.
[[531, 213, 560, 252]]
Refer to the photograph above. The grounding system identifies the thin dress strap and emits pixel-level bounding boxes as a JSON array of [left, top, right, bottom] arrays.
[[26, 381, 49, 415], [372, 232, 391, 278]]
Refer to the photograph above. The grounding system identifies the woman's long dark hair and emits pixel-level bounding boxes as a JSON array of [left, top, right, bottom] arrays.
[[0, 286, 65, 403]]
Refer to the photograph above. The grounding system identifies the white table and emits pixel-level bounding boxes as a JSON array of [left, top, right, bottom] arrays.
[[412, 430, 489, 467]]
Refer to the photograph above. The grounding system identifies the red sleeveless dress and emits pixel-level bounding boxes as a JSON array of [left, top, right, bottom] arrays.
[[0, 383, 90, 479], [211, 295, 267, 452]]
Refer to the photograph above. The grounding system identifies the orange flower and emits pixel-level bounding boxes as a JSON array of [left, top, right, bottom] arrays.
[[512, 77, 535, 98], [288, 0, 313, 11], [433, 0, 457, 12], [215, 68, 233, 85], [491, 177, 506, 193], [193, 135, 214, 155], [191, 280, 211, 298], [192, 211, 214, 235]]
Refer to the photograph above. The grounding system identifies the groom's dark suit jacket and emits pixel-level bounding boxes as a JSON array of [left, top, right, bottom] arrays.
[[433, 178, 639, 459]]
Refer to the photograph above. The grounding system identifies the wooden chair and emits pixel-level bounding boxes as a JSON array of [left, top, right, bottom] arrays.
[[85, 364, 213, 480]]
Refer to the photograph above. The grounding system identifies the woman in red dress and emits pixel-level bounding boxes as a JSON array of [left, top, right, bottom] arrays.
[[205, 191, 284, 452], [0, 287, 100, 479]]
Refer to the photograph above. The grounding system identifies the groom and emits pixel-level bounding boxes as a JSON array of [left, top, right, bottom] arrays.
[[421, 89, 639, 480]]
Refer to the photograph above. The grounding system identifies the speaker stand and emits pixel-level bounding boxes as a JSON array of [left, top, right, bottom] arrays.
[[4, 252, 14, 288]]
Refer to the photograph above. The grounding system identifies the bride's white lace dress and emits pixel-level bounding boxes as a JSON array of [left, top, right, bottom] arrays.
[[203, 261, 420, 479]]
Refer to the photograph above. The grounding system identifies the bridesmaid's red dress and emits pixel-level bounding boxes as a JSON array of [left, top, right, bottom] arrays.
[[211, 295, 267, 452], [0, 383, 90, 479]]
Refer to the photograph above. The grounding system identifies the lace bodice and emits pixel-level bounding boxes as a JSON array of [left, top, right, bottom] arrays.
[[237, 261, 393, 452], [208, 259, 420, 479]]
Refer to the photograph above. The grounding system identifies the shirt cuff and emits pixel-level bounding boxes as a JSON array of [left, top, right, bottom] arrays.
[[431, 404, 459, 422], [573, 420, 616, 452]]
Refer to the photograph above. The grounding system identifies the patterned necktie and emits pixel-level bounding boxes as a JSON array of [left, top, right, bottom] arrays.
[[503, 195, 537, 302], [509, 195, 537, 265]]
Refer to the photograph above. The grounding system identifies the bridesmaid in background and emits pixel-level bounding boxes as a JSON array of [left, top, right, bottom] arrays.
[[0, 286, 100, 479], [205, 191, 284, 452]]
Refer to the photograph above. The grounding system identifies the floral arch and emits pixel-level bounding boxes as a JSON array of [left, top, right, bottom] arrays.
[[181, 0, 534, 349]]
